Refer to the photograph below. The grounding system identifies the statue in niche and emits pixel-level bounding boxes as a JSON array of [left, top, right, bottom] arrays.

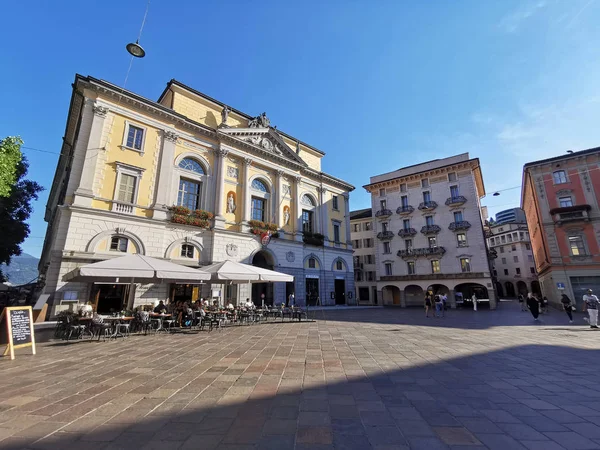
[[227, 192, 236, 213], [221, 106, 230, 126], [283, 206, 290, 226]]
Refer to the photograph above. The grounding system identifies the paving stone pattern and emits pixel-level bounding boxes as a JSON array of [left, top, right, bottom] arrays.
[[1, 303, 600, 449]]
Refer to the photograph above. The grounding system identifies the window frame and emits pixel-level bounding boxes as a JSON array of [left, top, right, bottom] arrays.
[[113, 162, 144, 207], [553, 170, 568, 184], [121, 121, 147, 153], [457, 233, 467, 247], [379, 188, 386, 197], [407, 261, 415, 275], [308, 257, 317, 269], [252, 196, 267, 222], [568, 235, 587, 256], [383, 241, 391, 254], [174, 156, 208, 210], [181, 244, 195, 259], [333, 221, 341, 243], [365, 222, 372, 231], [302, 209, 314, 233], [400, 183, 407, 193], [332, 195, 339, 211], [448, 172, 457, 182], [384, 263, 393, 276], [460, 257, 471, 273], [421, 178, 429, 188], [559, 196, 573, 207], [431, 260, 441, 274], [110, 236, 129, 253]]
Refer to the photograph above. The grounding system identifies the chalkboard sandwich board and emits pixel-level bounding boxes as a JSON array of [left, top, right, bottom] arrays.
[[1, 306, 36, 360]]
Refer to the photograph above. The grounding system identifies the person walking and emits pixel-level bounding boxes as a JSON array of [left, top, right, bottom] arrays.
[[425, 292, 432, 318], [542, 296, 549, 313], [583, 289, 600, 329], [434, 295, 444, 318], [527, 293, 540, 321], [560, 293, 574, 324], [518, 294, 526, 311], [472, 293, 478, 311]]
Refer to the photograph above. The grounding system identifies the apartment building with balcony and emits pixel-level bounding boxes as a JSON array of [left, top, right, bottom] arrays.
[[487, 222, 540, 298], [350, 208, 378, 304], [364, 153, 496, 308], [522, 146, 600, 308]]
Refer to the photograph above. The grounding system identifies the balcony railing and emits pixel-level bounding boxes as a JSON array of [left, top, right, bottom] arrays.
[[375, 209, 393, 218], [111, 201, 135, 215], [377, 231, 395, 240], [396, 205, 414, 215], [397, 246, 446, 259], [303, 232, 325, 247], [487, 249, 498, 259], [398, 228, 417, 237], [549, 204, 592, 225], [448, 221, 471, 231], [421, 225, 441, 235], [418, 201, 438, 211], [445, 195, 467, 206]]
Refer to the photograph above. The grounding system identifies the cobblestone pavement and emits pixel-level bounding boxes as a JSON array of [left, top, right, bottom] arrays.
[[1, 302, 599, 450]]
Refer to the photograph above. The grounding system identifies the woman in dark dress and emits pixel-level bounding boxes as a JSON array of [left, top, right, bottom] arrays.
[[527, 293, 540, 321], [425, 293, 432, 318], [561, 293, 574, 323]]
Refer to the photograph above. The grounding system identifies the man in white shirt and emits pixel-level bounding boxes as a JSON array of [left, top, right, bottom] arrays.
[[583, 289, 600, 329]]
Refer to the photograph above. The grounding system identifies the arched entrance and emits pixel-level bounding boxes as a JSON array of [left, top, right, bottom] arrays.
[[404, 285, 424, 307], [252, 251, 274, 306], [531, 280, 541, 296], [455, 283, 489, 304], [504, 281, 516, 298], [495, 282, 504, 298], [516, 281, 527, 296], [427, 284, 450, 297], [382, 285, 401, 306]]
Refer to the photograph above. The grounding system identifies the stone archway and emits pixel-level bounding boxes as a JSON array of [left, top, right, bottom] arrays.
[[404, 285, 424, 307], [495, 282, 504, 298], [504, 281, 516, 298], [455, 283, 489, 301], [382, 285, 401, 306], [252, 250, 275, 306], [427, 284, 450, 297], [516, 281, 528, 296]]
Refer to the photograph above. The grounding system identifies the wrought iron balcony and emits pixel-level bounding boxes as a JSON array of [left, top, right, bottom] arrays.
[[420, 225, 441, 235], [418, 201, 438, 211], [377, 231, 395, 240], [398, 228, 417, 237], [375, 209, 393, 219], [396, 205, 414, 215], [448, 221, 471, 231], [445, 195, 467, 207], [397, 246, 446, 259], [549, 204, 592, 225], [487, 248, 498, 259]]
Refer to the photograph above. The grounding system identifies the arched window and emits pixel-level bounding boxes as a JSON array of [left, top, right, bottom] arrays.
[[179, 158, 205, 175], [301, 194, 315, 206], [251, 179, 269, 192], [336, 260, 343, 270], [181, 244, 195, 259], [110, 236, 128, 252], [308, 257, 316, 269]]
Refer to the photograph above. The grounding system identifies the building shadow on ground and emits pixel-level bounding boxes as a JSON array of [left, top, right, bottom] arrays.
[[2, 340, 600, 450]]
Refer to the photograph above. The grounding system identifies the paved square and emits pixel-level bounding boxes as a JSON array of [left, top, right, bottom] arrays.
[[1, 303, 599, 449]]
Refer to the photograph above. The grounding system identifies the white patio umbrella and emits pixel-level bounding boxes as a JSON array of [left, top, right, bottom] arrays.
[[201, 260, 293, 283], [65, 254, 210, 282]]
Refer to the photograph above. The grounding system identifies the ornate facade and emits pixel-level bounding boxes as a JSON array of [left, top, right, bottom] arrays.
[[39, 75, 354, 313]]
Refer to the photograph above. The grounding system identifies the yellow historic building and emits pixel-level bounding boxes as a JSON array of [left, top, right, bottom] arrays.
[[39, 75, 355, 313]]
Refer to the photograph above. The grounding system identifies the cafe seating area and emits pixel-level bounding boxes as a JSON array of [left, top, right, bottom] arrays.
[[52, 303, 309, 342]]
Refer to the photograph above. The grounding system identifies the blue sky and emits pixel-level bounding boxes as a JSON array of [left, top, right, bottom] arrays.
[[1, 0, 600, 259]]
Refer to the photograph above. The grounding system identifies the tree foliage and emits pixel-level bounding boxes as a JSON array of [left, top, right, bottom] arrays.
[[0, 152, 43, 282], [0, 136, 23, 197]]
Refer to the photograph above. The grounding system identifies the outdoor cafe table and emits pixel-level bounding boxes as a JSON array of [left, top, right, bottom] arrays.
[[149, 313, 172, 333], [102, 316, 134, 339]]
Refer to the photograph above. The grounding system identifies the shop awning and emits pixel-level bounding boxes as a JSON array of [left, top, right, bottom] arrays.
[[201, 260, 294, 284], [64, 254, 211, 282]]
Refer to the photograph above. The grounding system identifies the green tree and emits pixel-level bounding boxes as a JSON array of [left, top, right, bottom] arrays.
[[0, 136, 23, 197], [0, 153, 43, 282]]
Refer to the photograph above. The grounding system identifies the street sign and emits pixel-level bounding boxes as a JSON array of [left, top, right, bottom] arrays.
[[557, 282, 565, 290]]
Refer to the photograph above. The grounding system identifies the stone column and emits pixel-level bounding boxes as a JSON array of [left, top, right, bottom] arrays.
[[214, 147, 228, 228], [73, 103, 109, 207], [318, 187, 329, 241], [241, 158, 252, 232], [294, 176, 303, 242], [343, 193, 351, 245], [449, 289, 456, 309], [152, 130, 178, 220], [274, 170, 283, 228]]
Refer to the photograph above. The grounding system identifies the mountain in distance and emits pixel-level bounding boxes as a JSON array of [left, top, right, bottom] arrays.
[[1, 253, 40, 286]]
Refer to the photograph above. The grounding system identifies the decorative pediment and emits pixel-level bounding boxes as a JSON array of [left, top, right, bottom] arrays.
[[218, 127, 307, 167], [556, 189, 573, 196]]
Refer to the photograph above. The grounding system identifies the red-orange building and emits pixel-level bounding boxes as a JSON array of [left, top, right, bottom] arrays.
[[521, 147, 600, 308]]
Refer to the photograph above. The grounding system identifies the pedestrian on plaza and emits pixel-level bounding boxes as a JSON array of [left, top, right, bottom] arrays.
[[542, 296, 549, 313], [560, 293, 574, 324], [435, 295, 444, 318], [518, 294, 526, 311], [527, 293, 540, 321], [583, 289, 600, 329], [442, 293, 448, 313], [472, 293, 478, 311], [425, 292, 432, 317]]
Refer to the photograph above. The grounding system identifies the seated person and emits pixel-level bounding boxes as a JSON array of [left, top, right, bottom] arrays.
[[154, 300, 167, 314], [227, 302, 234, 310]]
